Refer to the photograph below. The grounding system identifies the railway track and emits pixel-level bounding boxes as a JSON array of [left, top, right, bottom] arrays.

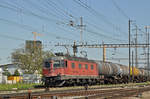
[[0, 83, 148, 94], [1, 84, 150, 99]]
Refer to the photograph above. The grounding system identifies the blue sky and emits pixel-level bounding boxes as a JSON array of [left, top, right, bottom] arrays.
[[0, 0, 149, 67]]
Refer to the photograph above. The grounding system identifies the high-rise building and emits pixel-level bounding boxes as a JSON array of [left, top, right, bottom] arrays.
[[25, 40, 42, 53]]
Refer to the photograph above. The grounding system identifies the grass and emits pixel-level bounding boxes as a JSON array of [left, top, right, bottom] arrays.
[[0, 82, 150, 91], [0, 83, 39, 91]]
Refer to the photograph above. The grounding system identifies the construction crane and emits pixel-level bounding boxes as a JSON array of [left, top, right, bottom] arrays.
[[32, 32, 42, 49]]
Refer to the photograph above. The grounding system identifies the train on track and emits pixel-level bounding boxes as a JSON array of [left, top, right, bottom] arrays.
[[42, 54, 150, 87]]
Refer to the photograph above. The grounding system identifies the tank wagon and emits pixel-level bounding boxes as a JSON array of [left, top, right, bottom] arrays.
[[42, 55, 150, 87], [96, 61, 148, 83]]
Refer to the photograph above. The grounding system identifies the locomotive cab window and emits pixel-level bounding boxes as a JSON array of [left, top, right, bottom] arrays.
[[44, 61, 50, 68], [53, 61, 60, 68], [91, 65, 94, 70], [65, 61, 67, 67], [60, 60, 65, 67], [72, 63, 75, 69], [79, 64, 82, 69], [53, 60, 65, 68]]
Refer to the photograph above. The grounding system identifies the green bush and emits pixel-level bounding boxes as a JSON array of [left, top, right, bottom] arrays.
[[13, 69, 20, 76], [0, 83, 39, 91]]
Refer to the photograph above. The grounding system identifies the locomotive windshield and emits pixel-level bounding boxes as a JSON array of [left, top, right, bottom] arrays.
[[53, 60, 65, 68], [44, 61, 50, 68], [44, 57, 66, 68]]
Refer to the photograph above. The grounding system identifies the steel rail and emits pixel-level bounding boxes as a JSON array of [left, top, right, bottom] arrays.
[[1, 86, 150, 99]]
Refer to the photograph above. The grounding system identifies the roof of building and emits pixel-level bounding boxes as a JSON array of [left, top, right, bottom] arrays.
[[0, 63, 18, 68]]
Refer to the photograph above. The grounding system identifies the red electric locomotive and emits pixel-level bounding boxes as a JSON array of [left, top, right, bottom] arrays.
[[42, 54, 102, 86]]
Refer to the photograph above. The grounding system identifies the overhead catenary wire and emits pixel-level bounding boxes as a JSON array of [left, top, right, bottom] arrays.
[[73, 0, 128, 36], [0, 0, 137, 65], [0, 0, 129, 44], [45, 0, 71, 20], [26, 0, 126, 43], [72, 0, 128, 43], [22, 0, 81, 40], [56, 0, 78, 20], [14, 0, 82, 38], [23, 0, 67, 21], [111, 0, 130, 20], [49, 0, 135, 58], [0, 33, 25, 41], [84, 21, 127, 42], [0, 18, 74, 41], [111, 0, 146, 35], [111, 0, 148, 67], [0, 0, 138, 44], [0, 1, 78, 41], [45, 0, 126, 42], [85, 28, 126, 43], [51, 5, 126, 42], [0, 1, 59, 23]]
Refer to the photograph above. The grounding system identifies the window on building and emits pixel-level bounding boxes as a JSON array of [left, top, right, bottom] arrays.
[[79, 64, 82, 69], [91, 65, 94, 70], [72, 63, 75, 69], [85, 64, 88, 69]]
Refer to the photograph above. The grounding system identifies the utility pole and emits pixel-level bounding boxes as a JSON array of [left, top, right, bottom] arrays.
[[148, 29, 150, 75], [129, 20, 131, 82], [145, 26, 150, 76], [80, 17, 83, 44], [135, 25, 138, 68], [132, 51, 134, 83], [73, 41, 78, 56], [102, 41, 106, 62], [77, 17, 85, 44]]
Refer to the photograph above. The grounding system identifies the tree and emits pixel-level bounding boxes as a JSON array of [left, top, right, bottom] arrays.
[[11, 47, 54, 74], [13, 69, 20, 76], [2, 65, 11, 77]]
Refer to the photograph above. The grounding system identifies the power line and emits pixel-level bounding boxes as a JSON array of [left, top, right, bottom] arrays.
[[23, 0, 66, 21], [84, 21, 127, 41], [0, 18, 74, 41], [111, 0, 146, 37], [22, 0, 82, 41], [73, 0, 128, 36], [85, 28, 126, 42], [111, 0, 129, 19], [56, 0, 78, 20], [0, 33, 25, 41], [26, 0, 126, 42], [45, 0, 71, 20], [0, 0, 129, 43], [0, 1, 59, 23], [0, 1, 78, 41]]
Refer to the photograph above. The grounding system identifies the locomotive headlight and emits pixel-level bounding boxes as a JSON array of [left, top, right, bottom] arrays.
[[61, 57, 64, 60]]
